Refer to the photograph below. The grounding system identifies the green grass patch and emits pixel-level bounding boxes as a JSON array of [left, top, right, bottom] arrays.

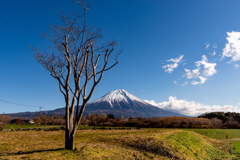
[[164, 131, 232, 159], [234, 141, 240, 153], [185, 129, 240, 139], [5, 124, 61, 129], [77, 125, 136, 130]]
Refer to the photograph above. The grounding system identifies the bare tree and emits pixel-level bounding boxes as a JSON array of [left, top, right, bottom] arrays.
[[39, 115, 50, 127], [0, 114, 11, 131], [15, 117, 23, 129], [30, 0, 120, 150], [50, 114, 65, 126], [33, 117, 41, 128]]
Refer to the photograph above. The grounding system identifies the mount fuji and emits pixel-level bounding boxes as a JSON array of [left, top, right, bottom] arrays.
[[8, 89, 186, 118], [83, 89, 185, 118]]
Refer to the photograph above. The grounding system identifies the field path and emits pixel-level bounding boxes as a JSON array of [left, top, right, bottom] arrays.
[[227, 138, 240, 141]]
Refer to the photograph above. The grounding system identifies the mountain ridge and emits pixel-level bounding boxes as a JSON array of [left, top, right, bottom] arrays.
[[8, 89, 186, 118]]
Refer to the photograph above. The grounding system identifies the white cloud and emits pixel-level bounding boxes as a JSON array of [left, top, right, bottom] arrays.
[[184, 55, 216, 85], [195, 55, 217, 77], [212, 43, 217, 49], [162, 55, 184, 73], [212, 50, 216, 56], [144, 100, 158, 106], [173, 81, 177, 84], [144, 97, 240, 117], [234, 64, 240, 69], [222, 31, 240, 62], [205, 43, 210, 49], [181, 81, 188, 86], [191, 76, 207, 85], [185, 68, 200, 79], [162, 63, 178, 73]]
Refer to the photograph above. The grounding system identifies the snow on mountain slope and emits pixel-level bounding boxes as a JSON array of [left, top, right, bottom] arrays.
[[86, 89, 186, 118], [90, 89, 149, 107]]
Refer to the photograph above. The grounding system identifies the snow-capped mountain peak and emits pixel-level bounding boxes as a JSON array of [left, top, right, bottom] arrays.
[[87, 89, 185, 117], [91, 89, 144, 107]]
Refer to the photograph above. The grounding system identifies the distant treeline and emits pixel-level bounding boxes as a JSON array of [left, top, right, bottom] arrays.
[[4, 112, 240, 129], [79, 112, 239, 129], [80, 114, 217, 128], [198, 112, 240, 129]]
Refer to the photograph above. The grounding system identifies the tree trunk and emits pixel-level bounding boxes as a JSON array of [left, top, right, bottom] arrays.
[[65, 129, 75, 150]]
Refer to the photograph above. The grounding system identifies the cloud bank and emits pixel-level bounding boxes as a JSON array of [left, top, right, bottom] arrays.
[[144, 97, 240, 117]]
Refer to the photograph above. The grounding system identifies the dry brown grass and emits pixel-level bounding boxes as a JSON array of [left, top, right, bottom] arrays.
[[0, 130, 166, 159], [0, 129, 236, 160]]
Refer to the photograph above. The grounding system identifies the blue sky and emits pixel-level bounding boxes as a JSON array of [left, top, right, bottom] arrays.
[[1, 0, 240, 116]]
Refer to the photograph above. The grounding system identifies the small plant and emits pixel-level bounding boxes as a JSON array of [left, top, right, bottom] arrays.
[[10, 126, 15, 131]]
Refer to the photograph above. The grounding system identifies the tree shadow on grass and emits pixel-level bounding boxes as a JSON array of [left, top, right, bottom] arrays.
[[0, 148, 65, 156]]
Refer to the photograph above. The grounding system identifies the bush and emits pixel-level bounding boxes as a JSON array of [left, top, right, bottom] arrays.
[[0, 115, 11, 131]]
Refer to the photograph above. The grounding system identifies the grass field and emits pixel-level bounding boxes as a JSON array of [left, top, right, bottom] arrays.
[[185, 128, 240, 139], [5, 124, 61, 130], [0, 128, 240, 159]]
